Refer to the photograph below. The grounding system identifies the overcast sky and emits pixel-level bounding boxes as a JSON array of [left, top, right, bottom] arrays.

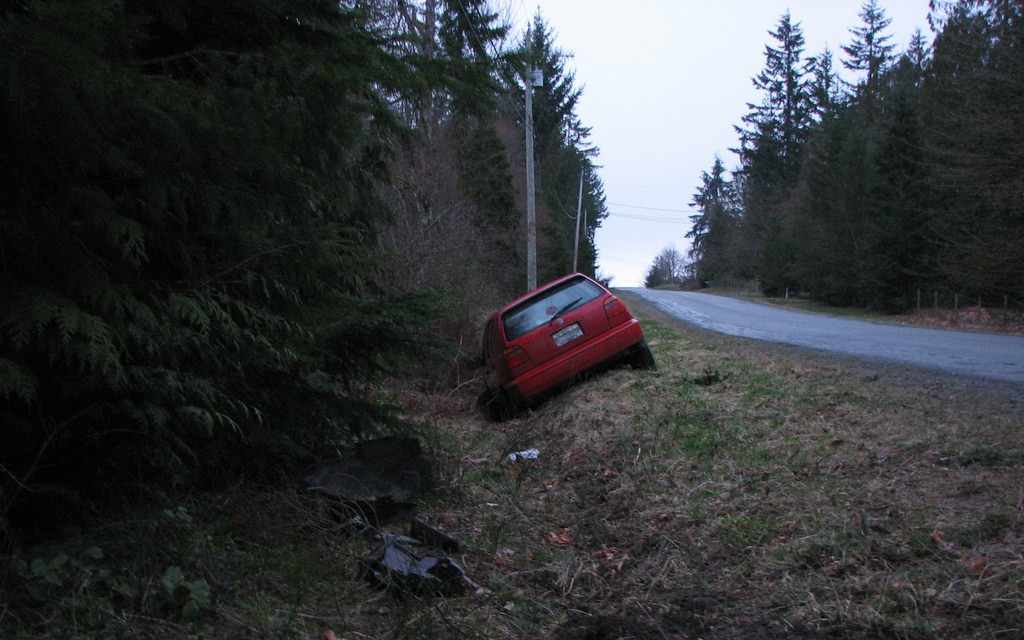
[[506, 1, 935, 287]]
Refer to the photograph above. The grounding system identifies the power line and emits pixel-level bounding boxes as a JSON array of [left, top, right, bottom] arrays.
[[605, 211, 691, 224], [607, 201, 695, 213]]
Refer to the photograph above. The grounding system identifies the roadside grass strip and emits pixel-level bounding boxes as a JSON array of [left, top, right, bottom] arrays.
[[6, 306, 1022, 639]]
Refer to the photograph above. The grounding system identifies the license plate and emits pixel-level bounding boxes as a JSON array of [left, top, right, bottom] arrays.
[[552, 322, 583, 347]]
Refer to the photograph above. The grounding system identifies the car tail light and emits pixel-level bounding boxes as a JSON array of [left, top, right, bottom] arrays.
[[504, 345, 533, 375], [603, 296, 629, 326]]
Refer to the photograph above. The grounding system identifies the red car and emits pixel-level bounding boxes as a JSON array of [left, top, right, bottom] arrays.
[[475, 273, 654, 417]]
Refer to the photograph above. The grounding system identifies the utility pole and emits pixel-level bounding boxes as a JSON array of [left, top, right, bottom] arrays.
[[572, 169, 583, 272], [524, 44, 540, 291]]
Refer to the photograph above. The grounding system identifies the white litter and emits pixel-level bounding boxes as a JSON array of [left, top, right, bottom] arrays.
[[505, 448, 539, 462]]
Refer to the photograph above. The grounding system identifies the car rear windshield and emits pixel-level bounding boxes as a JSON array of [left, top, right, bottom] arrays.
[[502, 277, 604, 341]]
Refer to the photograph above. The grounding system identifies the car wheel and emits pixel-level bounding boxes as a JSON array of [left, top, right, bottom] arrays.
[[629, 340, 656, 370], [477, 388, 513, 421]]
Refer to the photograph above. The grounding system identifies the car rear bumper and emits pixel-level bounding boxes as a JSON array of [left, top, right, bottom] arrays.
[[502, 318, 645, 404]]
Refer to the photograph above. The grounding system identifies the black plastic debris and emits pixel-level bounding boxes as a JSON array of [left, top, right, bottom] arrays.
[[306, 438, 477, 596], [410, 517, 459, 553], [360, 534, 478, 597], [304, 437, 434, 525]]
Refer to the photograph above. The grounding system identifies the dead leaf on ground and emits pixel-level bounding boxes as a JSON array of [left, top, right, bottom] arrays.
[[592, 546, 621, 562], [547, 528, 573, 547], [710, 499, 734, 515], [961, 554, 989, 575], [931, 529, 957, 553], [593, 546, 631, 571]]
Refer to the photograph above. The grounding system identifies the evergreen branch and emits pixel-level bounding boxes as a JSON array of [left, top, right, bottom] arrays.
[[201, 242, 309, 287], [130, 49, 243, 68], [0, 358, 38, 403]]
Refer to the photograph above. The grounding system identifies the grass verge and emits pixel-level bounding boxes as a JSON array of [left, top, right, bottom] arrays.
[[3, 302, 1022, 639]]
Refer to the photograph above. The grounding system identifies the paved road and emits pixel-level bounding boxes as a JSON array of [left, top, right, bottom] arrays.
[[626, 288, 1024, 385]]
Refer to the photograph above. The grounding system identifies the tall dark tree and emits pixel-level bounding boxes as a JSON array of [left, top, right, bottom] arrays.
[[364, 0, 507, 127], [0, 0, 450, 532], [861, 52, 931, 311], [807, 46, 845, 121], [788, 99, 878, 306], [437, 0, 511, 117], [923, 0, 1024, 297], [733, 12, 814, 290], [738, 12, 815, 187], [906, 28, 931, 73], [687, 157, 737, 285], [842, 0, 898, 105]]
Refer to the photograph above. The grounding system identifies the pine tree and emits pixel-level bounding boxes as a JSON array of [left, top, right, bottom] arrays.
[[789, 103, 878, 306], [842, 0, 897, 105], [687, 157, 737, 285], [807, 46, 845, 121], [739, 12, 814, 187], [733, 12, 814, 290], [922, 0, 1024, 297], [862, 55, 931, 311], [0, 0, 453, 532], [906, 29, 931, 73]]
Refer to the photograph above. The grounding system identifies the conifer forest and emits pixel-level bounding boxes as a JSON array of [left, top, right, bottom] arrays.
[[681, 0, 1023, 312]]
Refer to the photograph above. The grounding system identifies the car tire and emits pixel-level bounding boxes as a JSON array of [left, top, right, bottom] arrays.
[[477, 389, 513, 421], [629, 340, 656, 370]]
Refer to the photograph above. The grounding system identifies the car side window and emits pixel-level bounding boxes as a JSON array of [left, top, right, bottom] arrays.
[[502, 278, 603, 341]]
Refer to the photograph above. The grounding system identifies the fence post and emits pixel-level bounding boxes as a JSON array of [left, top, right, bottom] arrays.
[[934, 291, 938, 310], [917, 289, 921, 311], [955, 293, 959, 310]]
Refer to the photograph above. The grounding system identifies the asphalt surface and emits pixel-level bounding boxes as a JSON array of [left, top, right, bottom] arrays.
[[626, 288, 1024, 385]]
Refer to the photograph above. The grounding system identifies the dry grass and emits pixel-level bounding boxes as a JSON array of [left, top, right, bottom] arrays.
[[906, 307, 1024, 336], [732, 289, 1024, 336], [420, 302, 1024, 638], [5, 301, 1023, 639]]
